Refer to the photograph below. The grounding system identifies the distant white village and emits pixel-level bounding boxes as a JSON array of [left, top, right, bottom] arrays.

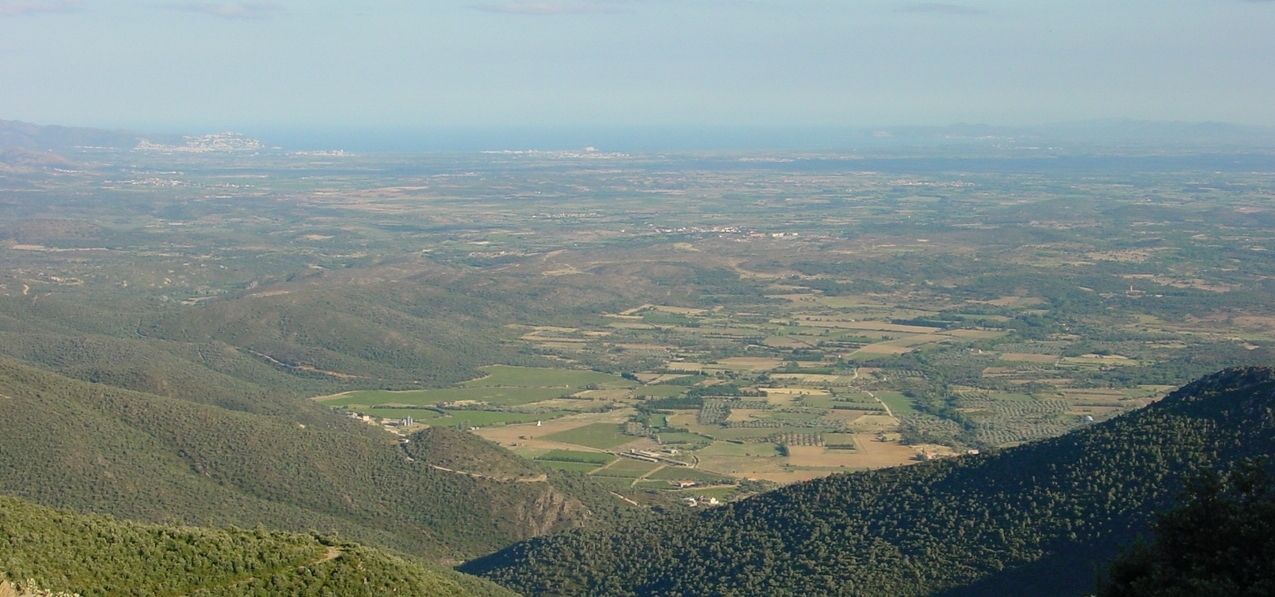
[[135, 132, 268, 153]]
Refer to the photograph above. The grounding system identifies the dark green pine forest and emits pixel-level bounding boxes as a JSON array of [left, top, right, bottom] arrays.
[[462, 367, 1275, 597]]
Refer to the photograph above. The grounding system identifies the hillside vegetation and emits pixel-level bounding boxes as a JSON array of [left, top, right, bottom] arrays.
[[0, 358, 641, 562], [462, 366, 1275, 597], [1096, 462, 1275, 596], [0, 494, 519, 597]]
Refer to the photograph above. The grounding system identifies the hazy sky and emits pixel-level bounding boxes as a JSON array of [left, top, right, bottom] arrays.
[[2, 0, 1274, 133]]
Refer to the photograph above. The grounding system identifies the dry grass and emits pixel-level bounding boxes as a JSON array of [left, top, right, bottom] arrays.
[[850, 414, 898, 428], [473, 411, 634, 452], [821, 409, 870, 421], [614, 343, 672, 351], [1000, 353, 1060, 363], [944, 329, 1006, 338], [652, 305, 706, 315], [784, 445, 860, 467], [716, 357, 784, 370], [852, 344, 914, 355], [725, 408, 766, 423], [763, 336, 815, 348]]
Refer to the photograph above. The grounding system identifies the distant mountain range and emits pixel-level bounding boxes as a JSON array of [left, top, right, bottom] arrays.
[[0, 119, 149, 151], [3, 118, 1273, 155], [0, 119, 266, 153]]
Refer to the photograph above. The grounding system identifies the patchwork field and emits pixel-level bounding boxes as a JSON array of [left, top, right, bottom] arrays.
[[317, 288, 1189, 501]]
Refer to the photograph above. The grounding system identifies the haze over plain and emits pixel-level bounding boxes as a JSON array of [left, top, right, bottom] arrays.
[[2, 0, 1274, 149]]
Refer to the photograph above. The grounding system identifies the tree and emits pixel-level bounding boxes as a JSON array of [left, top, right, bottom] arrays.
[[1097, 461, 1275, 597]]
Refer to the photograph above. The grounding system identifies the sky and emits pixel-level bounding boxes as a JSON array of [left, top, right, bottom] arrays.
[[2, 0, 1274, 144]]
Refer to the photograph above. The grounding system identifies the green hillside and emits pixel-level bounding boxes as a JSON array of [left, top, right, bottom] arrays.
[[462, 366, 1275, 597], [0, 358, 641, 562], [0, 494, 519, 597]]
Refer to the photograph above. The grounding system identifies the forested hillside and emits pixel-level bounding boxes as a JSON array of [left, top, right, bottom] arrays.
[[463, 366, 1275, 597], [0, 358, 641, 562], [0, 494, 520, 597]]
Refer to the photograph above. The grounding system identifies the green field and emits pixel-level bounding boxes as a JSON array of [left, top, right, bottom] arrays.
[[463, 365, 634, 389], [876, 391, 917, 417], [634, 385, 690, 398], [537, 461, 602, 473], [654, 431, 712, 447], [633, 479, 677, 490], [591, 458, 661, 478], [535, 450, 616, 465], [646, 467, 732, 483], [587, 476, 641, 491], [696, 442, 781, 457], [544, 423, 636, 449]]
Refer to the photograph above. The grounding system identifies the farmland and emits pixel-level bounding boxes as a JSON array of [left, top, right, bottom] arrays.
[[4, 143, 1272, 503]]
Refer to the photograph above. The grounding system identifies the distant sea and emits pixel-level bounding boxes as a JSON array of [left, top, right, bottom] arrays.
[[236, 126, 952, 153]]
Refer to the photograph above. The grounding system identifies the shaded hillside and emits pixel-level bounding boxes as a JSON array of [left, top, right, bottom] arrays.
[[0, 358, 641, 562], [463, 366, 1275, 597], [0, 494, 518, 597], [1095, 462, 1275, 597]]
